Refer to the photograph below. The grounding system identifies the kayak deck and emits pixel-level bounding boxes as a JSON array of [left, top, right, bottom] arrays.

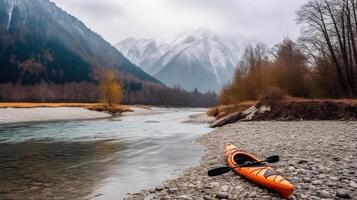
[[225, 144, 294, 199]]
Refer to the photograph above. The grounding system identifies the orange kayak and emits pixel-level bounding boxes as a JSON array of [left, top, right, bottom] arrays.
[[225, 144, 294, 199]]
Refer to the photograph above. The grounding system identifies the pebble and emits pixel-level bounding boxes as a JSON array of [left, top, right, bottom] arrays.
[[210, 182, 219, 188], [349, 181, 357, 188], [177, 195, 193, 200], [327, 181, 336, 186], [288, 166, 296, 171], [309, 185, 317, 190], [319, 190, 330, 198], [203, 195, 213, 200], [155, 186, 163, 191], [312, 180, 322, 185], [220, 185, 229, 192], [235, 185, 242, 190], [303, 177, 311, 183], [216, 192, 229, 199], [298, 159, 309, 164], [249, 191, 257, 197], [167, 188, 178, 194], [318, 174, 326, 179], [300, 194, 308, 199], [336, 189, 351, 199]]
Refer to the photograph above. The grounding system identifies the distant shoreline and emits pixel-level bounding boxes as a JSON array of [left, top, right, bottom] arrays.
[[0, 102, 125, 109], [0, 107, 112, 125], [0, 104, 194, 125], [0, 103, 148, 125]]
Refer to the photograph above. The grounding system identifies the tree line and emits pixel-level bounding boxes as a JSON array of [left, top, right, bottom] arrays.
[[220, 0, 357, 104], [0, 80, 217, 107]]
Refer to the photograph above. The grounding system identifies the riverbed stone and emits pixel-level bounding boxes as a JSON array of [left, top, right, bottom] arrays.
[[319, 190, 330, 198], [318, 174, 326, 179], [336, 189, 351, 199], [210, 182, 219, 188], [203, 195, 213, 200], [177, 195, 192, 200], [216, 192, 229, 199], [327, 181, 336, 186], [349, 181, 357, 188], [155, 186, 164, 191], [312, 180, 323, 185], [300, 194, 308, 199], [167, 188, 178, 194], [303, 177, 311, 183], [220, 185, 229, 192]]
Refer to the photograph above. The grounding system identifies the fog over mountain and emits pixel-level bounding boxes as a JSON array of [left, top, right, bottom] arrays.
[[116, 28, 241, 92]]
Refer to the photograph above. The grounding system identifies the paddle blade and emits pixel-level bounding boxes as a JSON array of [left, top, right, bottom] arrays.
[[208, 167, 231, 177], [266, 155, 280, 163]]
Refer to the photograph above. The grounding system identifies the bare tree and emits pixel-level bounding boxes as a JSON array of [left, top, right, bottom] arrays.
[[297, 0, 357, 97]]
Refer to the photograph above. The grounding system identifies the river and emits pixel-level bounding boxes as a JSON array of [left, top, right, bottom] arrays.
[[0, 108, 213, 200]]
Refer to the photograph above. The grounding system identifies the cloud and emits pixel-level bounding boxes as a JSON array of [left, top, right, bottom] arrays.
[[55, 0, 124, 18], [170, 0, 309, 46], [52, 0, 309, 46]]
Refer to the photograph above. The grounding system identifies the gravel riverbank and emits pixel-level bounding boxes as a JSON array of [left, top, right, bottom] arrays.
[[125, 121, 357, 199], [0, 107, 111, 124]]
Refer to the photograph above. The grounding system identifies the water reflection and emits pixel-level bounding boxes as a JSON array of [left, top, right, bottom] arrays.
[[0, 109, 212, 199], [0, 140, 124, 200]]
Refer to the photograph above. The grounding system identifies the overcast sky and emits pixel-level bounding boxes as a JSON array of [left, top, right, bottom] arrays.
[[52, 0, 309, 47]]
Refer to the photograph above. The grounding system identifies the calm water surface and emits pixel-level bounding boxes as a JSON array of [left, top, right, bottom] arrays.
[[0, 108, 212, 200]]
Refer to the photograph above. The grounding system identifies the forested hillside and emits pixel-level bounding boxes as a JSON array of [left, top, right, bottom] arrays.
[[0, 0, 216, 106], [0, 0, 158, 85]]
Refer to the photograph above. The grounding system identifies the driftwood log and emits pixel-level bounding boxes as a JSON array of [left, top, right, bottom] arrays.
[[210, 105, 271, 128], [210, 106, 256, 128]]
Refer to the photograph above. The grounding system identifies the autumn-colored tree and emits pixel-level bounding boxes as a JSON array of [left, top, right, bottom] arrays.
[[219, 43, 273, 104], [273, 39, 311, 97], [219, 40, 314, 105], [99, 71, 123, 107]]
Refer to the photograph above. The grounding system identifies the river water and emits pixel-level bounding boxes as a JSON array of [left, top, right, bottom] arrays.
[[0, 108, 212, 200]]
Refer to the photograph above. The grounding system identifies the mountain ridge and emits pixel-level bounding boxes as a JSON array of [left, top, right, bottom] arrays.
[[116, 28, 240, 92], [0, 0, 160, 85]]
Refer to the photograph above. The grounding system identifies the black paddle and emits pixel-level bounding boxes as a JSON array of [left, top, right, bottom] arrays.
[[207, 155, 280, 177]]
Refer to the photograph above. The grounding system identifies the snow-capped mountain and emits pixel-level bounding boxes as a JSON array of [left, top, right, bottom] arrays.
[[116, 28, 241, 92]]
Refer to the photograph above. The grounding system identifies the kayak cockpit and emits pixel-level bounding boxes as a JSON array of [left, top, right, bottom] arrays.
[[233, 153, 267, 167]]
